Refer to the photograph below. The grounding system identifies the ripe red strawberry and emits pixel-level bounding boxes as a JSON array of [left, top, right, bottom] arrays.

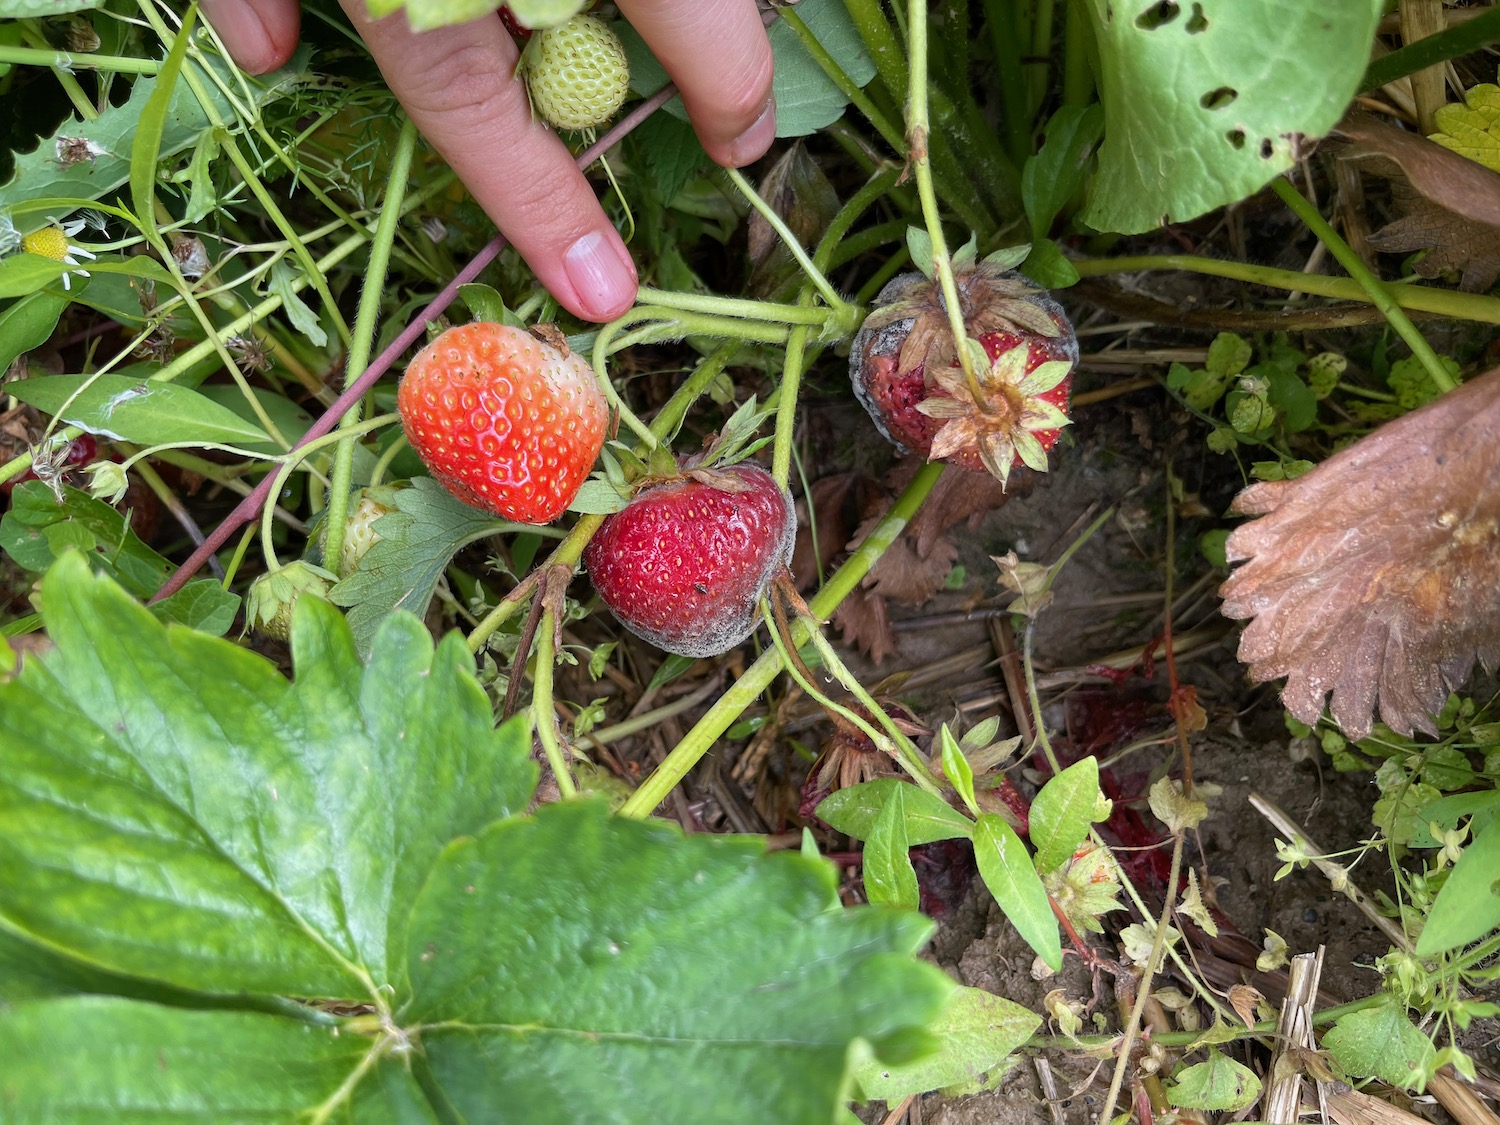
[[850, 262, 1078, 486], [398, 322, 606, 524], [583, 463, 796, 658]]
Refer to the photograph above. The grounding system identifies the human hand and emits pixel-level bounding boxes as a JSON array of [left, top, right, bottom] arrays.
[[201, 0, 776, 322]]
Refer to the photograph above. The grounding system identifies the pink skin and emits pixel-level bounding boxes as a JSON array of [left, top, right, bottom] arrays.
[[201, 0, 776, 323]]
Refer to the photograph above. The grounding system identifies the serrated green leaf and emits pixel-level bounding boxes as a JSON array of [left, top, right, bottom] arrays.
[[974, 813, 1061, 970], [858, 984, 1040, 1099], [631, 112, 711, 205], [1079, 0, 1384, 232], [1323, 994, 1436, 1090], [407, 801, 950, 1120], [7, 373, 273, 447], [0, 290, 69, 374], [1164, 1048, 1262, 1111], [817, 778, 974, 844], [865, 783, 920, 909], [0, 554, 535, 997], [0, 997, 385, 1119], [0, 483, 232, 621], [1030, 757, 1101, 873], [1416, 819, 1500, 956], [329, 477, 521, 656]]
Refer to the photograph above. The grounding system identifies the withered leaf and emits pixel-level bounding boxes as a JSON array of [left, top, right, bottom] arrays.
[[1366, 180, 1500, 292], [1338, 112, 1500, 228], [746, 142, 839, 300], [1219, 368, 1500, 739], [853, 513, 960, 605], [833, 587, 896, 664], [899, 460, 1022, 559]]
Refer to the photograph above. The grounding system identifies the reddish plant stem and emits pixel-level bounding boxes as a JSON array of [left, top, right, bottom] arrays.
[[151, 85, 681, 603]]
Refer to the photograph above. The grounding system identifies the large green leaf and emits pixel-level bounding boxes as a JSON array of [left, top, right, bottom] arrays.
[[1322, 993, 1435, 1090], [0, 290, 69, 374], [817, 778, 975, 845], [0, 560, 950, 1118], [1416, 818, 1500, 956], [1029, 756, 1100, 874], [406, 801, 952, 1122], [0, 552, 534, 997], [973, 814, 1061, 971], [1079, 0, 1384, 232], [7, 373, 272, 447], [0, 997, 384, 1121]]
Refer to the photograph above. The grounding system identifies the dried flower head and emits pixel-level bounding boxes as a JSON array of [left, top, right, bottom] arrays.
[[1220, 368, 1500, 739]]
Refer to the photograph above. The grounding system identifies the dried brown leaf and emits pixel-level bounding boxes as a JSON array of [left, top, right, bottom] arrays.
[[833, 587, 896, 663], [791, 471, 880, 590], [1220, 368, 1500, 739], [1366, 180, 1500, 292], [851, 513, 960, 605], [1339, 112, 1500, 227], [747, 142, 839, 299]]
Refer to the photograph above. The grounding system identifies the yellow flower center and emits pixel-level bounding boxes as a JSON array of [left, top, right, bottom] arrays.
[[22, 227, 70, 262]]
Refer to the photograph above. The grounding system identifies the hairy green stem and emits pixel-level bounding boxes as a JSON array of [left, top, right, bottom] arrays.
[[724, 168, 853, 320], [532, 607, 578, 799], [619, 463, 946, 818], [1272, 177, 1456, 393], [323, 119, 418, 578], [0, 45, 159, 72]]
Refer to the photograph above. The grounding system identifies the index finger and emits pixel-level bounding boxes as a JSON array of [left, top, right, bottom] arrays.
[[617, 0, 776, 167]]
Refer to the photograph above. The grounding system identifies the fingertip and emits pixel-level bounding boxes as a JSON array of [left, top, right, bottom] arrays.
[[559, 229, 638, 322], [720, 94, 776, 168], [203, 0, 300, 74]]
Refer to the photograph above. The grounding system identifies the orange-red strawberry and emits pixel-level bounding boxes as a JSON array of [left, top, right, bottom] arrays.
[[850, 263, 1078, 486], [584, 462, 796, 658], [397, 323, 606, 524]]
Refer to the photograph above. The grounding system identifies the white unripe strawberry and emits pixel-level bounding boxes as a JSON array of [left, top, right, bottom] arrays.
[[523, 15, 630, 132]]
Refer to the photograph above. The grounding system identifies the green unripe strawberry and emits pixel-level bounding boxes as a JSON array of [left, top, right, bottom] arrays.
[[523, 14, 629, 132], [245, 561, 336, 642], [321, 485, 399, 578]]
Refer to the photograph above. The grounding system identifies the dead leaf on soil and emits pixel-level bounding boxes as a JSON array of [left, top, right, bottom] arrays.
[[1219, 368, 1500, 739], [833, 587, 896, 664], [900, 460, 1021, 559], [854, 513, 961, 604], [1339, 112, 1500, 290]]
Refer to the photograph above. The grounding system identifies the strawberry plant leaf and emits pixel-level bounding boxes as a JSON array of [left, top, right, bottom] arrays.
[[973, 813, 1061, 971], [1416, 818, 1500, 956], [818, 778, 974, 844], [863, 783, 920, 909], [0, 998, 390, 1119], [1029, 756, 1100, 874], [856, 984, 1041, 1099], [0, 483, 239, 635], [7, 373, 273, 447], [0, 552, 534, 997], [329, 477, 526, 655], [1078, 0, 1383, 233], [405, 800, 950, 1120]]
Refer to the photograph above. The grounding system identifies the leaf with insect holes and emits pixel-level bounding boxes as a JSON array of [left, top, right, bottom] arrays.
[[1078, 0, 1383, 233], [863, 784, 920, 910], [0, 557, 950, 1119], [973, 814, 1061, 970]]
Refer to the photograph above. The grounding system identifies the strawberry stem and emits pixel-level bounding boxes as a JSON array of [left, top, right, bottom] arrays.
[[531, 570, 578, 800], [903, 0, 986, 403], [724, 167, 853, 322]]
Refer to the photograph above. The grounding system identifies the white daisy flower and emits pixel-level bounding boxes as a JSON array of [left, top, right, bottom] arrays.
[[22, 219, 97, 290]]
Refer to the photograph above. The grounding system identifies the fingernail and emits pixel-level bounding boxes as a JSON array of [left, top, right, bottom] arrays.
[[564, 231, 637, 320], [726, 96, 777, 167], [202, 0, 275, 74]]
